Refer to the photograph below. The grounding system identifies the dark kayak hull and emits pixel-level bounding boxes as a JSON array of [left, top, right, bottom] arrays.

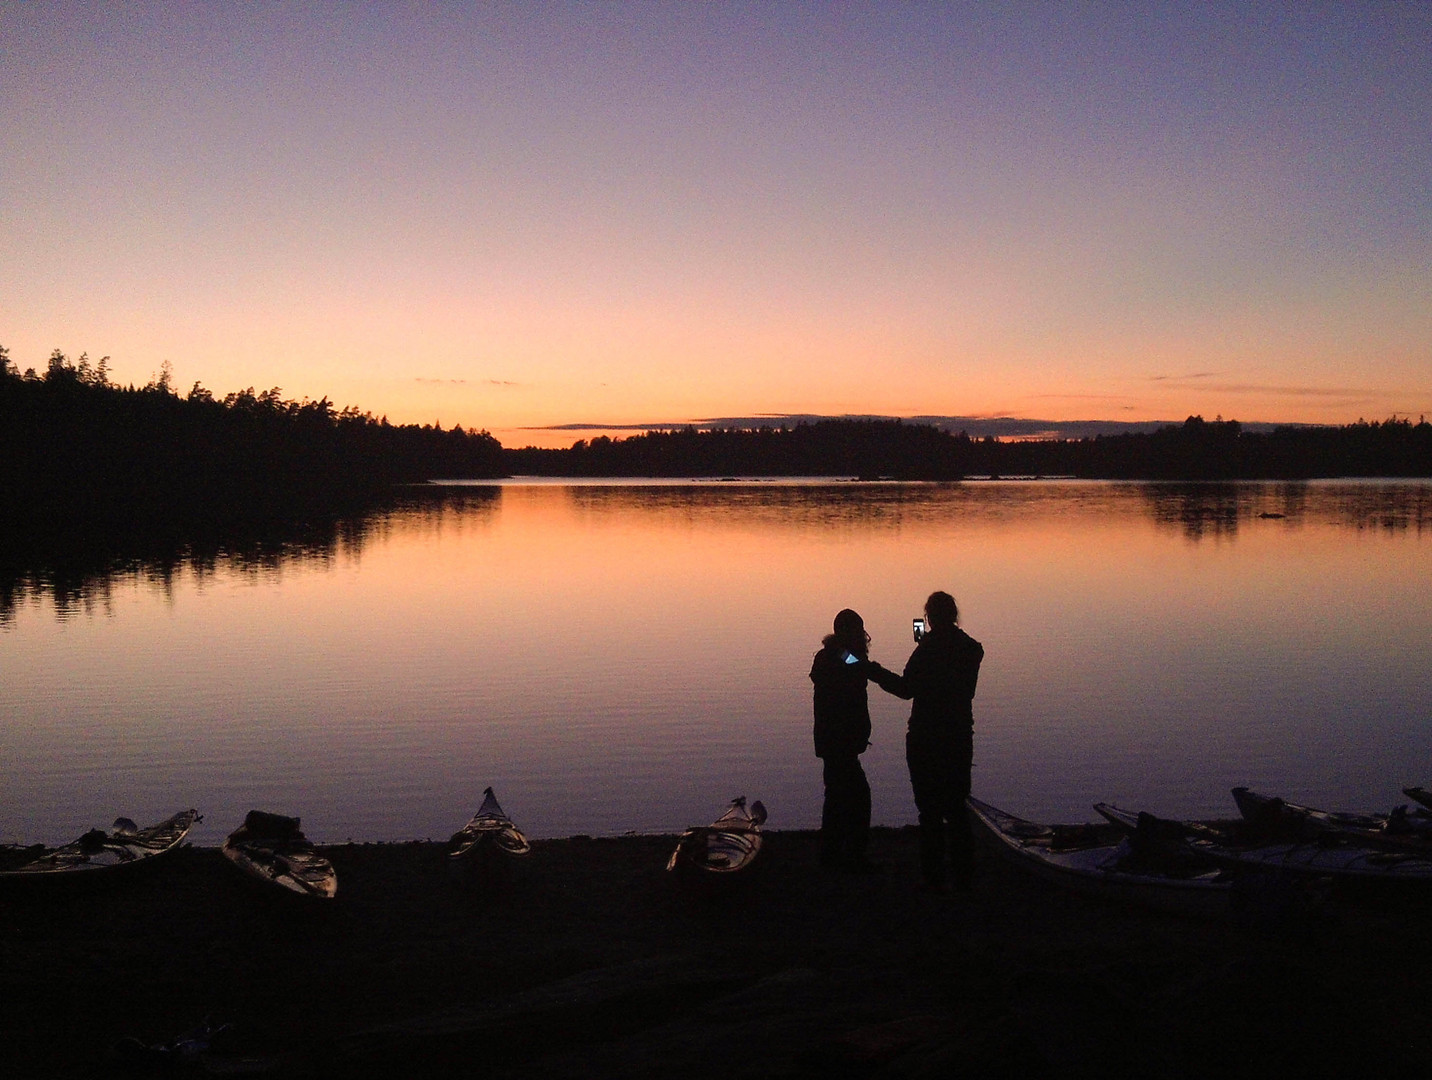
[[666, 797, 767, 882], [968, 797, 1230, 917], [447, 787, 531, 885], [1232, 787, 1432, 850], [1097, 802, 1432, 885], [222, 811, 337, 901], [0, 809, 199, 886]]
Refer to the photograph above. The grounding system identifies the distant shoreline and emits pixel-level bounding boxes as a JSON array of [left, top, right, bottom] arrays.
[[6, 362, 1430, 487]]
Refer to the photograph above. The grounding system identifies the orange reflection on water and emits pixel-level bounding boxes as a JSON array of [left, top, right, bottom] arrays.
[[2, 480, 1430, 844]]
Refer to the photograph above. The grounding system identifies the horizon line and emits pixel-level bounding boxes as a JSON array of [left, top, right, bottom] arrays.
[[518, 413, 1341, 440]]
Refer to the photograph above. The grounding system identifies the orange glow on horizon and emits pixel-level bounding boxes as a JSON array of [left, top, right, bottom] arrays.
[[4, 6, 1429, 439]]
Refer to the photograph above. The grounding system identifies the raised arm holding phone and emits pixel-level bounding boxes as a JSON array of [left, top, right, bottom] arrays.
[[867, 591, 984, 892]]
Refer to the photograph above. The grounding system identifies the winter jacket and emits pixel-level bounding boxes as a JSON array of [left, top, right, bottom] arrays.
[[809, 643, 874, 759], [870, 626, 983, 740]]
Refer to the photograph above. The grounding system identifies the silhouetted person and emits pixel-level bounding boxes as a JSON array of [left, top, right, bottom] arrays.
[[809, 608, 881, 873], [869, 591, 984, 891]]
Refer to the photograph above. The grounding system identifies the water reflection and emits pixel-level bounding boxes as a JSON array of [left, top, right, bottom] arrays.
[[0, 486, 499, 625], [7, 480, 1432, 623], [1140, 483, 1296, 540], [4, 478, 1429, 845], [1139, 481, 1432, 540], [4, 480, 992, 625]]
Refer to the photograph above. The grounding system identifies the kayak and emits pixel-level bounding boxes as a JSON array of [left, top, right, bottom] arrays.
[[0, 809, 199, 883], [666, 796, 767, 879], [1096, 803, 1432, 884], [1232, 786, 1432, 849], [221, 811, 337, 900], [966, 797, 1230, 917], [447, 787, 531, 882]]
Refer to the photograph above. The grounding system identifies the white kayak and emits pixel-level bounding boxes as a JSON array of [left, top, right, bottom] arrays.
[[968, 797, 1231, 917]]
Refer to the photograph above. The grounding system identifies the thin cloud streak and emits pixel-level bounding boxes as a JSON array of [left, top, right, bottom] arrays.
[[414, 378, 521, 387], [1153, 382, 1410, 399]]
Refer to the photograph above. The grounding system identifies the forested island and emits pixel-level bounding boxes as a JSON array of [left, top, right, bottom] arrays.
[[507, 415, 1432, 480]]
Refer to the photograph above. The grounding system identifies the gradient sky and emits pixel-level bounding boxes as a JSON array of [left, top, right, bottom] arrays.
[[3, 2, 1430, 447]]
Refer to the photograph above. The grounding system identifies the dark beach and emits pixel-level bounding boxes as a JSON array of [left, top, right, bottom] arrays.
[[3, 826, 1429, 1079]]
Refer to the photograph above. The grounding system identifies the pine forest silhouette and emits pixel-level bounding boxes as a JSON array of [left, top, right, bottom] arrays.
[[0, 348, 505, 514]]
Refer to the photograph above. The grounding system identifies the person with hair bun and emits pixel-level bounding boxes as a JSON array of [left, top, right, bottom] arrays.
[[869, 591, 984, 891]]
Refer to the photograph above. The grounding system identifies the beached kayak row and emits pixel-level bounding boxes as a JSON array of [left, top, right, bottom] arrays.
[[9, 785, 1432, 920], [0, 791, 778, 900]]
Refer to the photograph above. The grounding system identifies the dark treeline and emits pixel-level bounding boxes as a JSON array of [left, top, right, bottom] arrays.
[[7, 348, 1430, 492], [985, 415, 1432, 480], [507, 420, 971, 478], [0, 348, 505, 516], [507, 415, 1432, 479]]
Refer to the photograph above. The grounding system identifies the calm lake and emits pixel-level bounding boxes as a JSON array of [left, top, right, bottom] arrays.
[[3, 479, 1430, 846]]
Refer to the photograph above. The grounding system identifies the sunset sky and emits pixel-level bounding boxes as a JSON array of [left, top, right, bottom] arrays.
[[3, 3, 1430, 447]]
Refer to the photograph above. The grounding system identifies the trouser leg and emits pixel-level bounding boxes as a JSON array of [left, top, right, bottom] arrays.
[[820, 761, 839, 863], [819, 799, 841, 866], [949, 745, 974, 883], [906, 735, 947, 885], [851, 760, 871, 859], [822, 755, 868, 865], [908, 734, 974, 886]]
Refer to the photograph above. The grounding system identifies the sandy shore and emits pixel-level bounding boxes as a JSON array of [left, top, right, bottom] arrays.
[[2, 826, 1429, 1078]]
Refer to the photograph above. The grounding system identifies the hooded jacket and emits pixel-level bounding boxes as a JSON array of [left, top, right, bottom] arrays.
[[809, 641, 874, 759]]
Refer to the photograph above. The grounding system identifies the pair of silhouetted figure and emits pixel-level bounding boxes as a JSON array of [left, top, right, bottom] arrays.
[[809, 592, 984, 890]]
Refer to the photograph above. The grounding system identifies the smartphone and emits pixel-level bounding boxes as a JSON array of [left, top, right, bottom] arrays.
[[913, 617, 926, 642], [840, 650, 861, 665]]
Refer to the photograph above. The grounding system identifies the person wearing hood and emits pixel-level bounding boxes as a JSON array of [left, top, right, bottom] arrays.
[[809, 608, 882, 873]]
